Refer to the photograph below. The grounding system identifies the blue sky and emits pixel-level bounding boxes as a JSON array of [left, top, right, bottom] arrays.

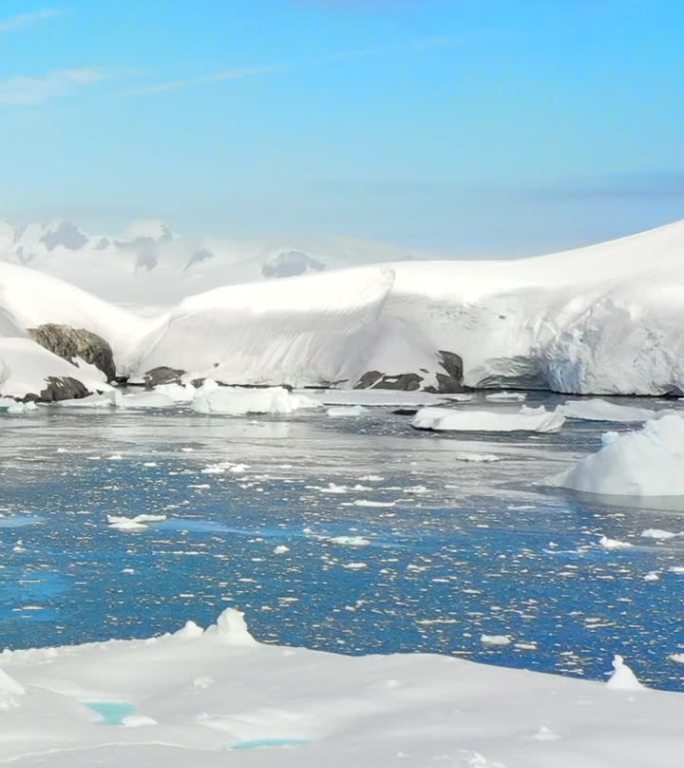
[[1, 0, 683, 255]]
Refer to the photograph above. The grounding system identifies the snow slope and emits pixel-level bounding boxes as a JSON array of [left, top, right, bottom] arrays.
[[6, 218, 684, 396], [1, 608, 682, 768], [126, 219, 684, 395]]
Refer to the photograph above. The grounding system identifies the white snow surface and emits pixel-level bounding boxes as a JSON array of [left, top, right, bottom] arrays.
[[6, 219, 684, 395], [551, 413, 684, 496], [0, 608, 682, 767], [0, 338, 110, 399], [413, 405, 565, 433]]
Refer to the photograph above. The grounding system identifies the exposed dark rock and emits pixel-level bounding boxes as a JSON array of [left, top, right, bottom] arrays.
[[144, 366, 185, 388], [393, 408, 419, 416], [424, 350, 465, 394], [27, 324, 116, 381], [354, 371, 422, 391], [261, 250, 325, 279], [23, 376, 90, 403]]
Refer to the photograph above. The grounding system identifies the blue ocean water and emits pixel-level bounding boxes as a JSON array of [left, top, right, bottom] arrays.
[[0, 394, 683, 691]]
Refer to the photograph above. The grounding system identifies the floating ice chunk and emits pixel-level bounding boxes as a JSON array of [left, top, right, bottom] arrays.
[[122, 391, 176, 409], [641, 528, 681, 540], [606, 655, 644, 691], [273, 544, 290, 555], [192, 385, 321, 416], [668, 566, 684, 574], [481, 635, 512, 646], [668, 653, 684, 664], [598, 535, 633, 550], [485, 391, 527, 402], [552, 414, 684, 496], [326, 405, 367, 417], [644, 571, 661, 582], [453, 452, 500, 463], [107, 513, 166, 531], [155, 383, 195, 402], [327, 535, 371, 547], [352, 500, 395, 508], [413, 405, 565, 433], [560, 398, 658, 423]]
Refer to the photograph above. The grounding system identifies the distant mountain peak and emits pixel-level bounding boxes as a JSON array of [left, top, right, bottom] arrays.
[[261, 249, 326, 279]]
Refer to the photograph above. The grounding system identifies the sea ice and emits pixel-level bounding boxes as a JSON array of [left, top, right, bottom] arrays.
[[413, 405, 565, 433]]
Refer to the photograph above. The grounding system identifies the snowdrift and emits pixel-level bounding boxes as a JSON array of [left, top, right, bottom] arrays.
[[1, 607, 682, 767], [551, 413, 684, 495]]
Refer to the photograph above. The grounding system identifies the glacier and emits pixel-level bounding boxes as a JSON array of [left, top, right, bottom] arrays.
[[3, 219, 684, 399]]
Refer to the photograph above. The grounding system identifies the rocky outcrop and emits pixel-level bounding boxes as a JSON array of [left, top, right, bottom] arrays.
[[23, 376, 90, 403], [27, 324, 116, 381], [143, 366, 185, 388], [354, 350, 464, 394]]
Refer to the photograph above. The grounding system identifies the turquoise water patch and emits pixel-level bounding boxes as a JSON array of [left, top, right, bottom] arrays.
[[85, 701, 135, 725], [231, 738, 311, 750]]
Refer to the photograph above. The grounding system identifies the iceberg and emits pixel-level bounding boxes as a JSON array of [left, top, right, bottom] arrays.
[[412, 405, 565, 433], [551, 414, 684, 496]]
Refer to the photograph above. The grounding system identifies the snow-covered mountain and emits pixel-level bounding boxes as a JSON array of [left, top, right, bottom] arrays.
[[3, 218, 684, 399], [0, 218, 334, 306]]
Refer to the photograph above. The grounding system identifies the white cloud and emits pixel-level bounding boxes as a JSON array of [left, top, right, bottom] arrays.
[[132, 66, 275, 95], [0, 8, 63, 34], [0, 68, 104, 105]]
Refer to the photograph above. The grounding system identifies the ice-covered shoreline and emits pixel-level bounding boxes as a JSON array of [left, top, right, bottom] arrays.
[[4, 220, 684, 399], [2, 608, 683, 767]]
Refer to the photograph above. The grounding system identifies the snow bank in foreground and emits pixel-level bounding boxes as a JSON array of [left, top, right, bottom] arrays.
[[413, 405, 565, 433], [551, 414, 684, 495], [560, 398, 658, 423], [191, 384, 322, 415], [0, 608, 682, 767]]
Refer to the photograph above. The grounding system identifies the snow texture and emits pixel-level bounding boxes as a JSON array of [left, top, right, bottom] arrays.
[[0, 608, 681, 767]]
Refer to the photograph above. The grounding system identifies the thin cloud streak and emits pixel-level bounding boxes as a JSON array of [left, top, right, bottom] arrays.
[[0, 7, 63, 34], [0, 68, 104, 105], [132, 31, 481, 96], [131, 66, 276, 95]]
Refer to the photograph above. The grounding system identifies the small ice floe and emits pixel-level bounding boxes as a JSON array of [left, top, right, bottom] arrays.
[[606, 655, 644, 691], [12, 540, 26, 553], [668, 653, 684, 664], [341, 562, 368, 570], [485, 391, 527, 402], [413, 405, 564, 433], [560, 398, 656, 423], [273, 545, 290, 555], [121, 714, 158, 727], [598, 535, 633, 550], [453, 452, 500, 463], [668, 566, 684, 574], [351, 500, 395, 508], [107, 514, 167, 531], [480, 634, 512, 646], [644, 571, 661, 582], [121, 391, 176, 409], [641, 528, 681, 540], [326, 405, 367, 417], [191, 384, 321, 416], [327, 535, 371, 547]]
